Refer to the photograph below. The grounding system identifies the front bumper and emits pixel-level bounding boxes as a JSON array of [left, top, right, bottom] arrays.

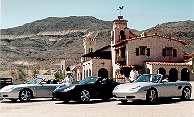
[[0, 91, 19, 100], [113, 90, 146, 101]]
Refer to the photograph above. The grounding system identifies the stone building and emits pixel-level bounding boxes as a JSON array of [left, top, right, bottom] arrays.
[[75, 16, 193, 82], [76, 33, 112, 81], [111, 16, 193, 82]]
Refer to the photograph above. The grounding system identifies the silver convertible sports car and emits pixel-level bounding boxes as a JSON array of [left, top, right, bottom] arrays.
[[113, 74, 192, 104], [0, 78, 61, 102]]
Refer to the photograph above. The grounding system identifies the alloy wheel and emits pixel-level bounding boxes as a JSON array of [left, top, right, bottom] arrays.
[[19, 89, 31, 102], [182, 87, 191, 100], [147, 89, 157, 104], [80, 90, 90, 102]]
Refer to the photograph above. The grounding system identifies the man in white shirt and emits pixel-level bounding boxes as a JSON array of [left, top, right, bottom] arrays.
[[129, 67, 139, 82], [63, 71, 73, 85]]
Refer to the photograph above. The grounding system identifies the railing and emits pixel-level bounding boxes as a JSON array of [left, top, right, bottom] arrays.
[[0, 78, 13, 89]]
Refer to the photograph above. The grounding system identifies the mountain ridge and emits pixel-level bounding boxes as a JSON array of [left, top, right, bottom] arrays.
[[0, 16, 193, 69]]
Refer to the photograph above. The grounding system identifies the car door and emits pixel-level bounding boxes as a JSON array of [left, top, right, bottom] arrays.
[[95, 78, 112, 98], [35, 84, 55, 97], [158, 81, 179, 97]]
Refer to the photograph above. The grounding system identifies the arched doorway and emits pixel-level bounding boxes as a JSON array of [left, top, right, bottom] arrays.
[[157, 68, 166, 77], [145, 68, 150, 74], [98, 68, 108, 78], [169, 68, 178, 82], [120, 67, 132, 78], [181, 68, 190, 81]]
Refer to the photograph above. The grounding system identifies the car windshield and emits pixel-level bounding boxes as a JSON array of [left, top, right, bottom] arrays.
[[134, 74, 162, 83], [26, 78, 43, 84], [79, 77, 98, 85]]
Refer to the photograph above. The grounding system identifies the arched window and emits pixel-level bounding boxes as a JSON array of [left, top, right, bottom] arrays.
[[169, 68, 178, 82], [120, 30, 126, 40], [98, 68, 108, 78], [181, 68, 190, 81], [86, 70, 88, 78], [157, 68, 166, 77], [89, 69, 92, 76]]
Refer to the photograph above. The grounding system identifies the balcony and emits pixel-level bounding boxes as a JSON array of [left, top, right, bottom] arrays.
[[116, 56, 126, 65]]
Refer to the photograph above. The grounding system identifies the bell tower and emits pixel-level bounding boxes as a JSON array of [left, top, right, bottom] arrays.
[[83, 32, 96, 54], [111, 16, 129, 45]]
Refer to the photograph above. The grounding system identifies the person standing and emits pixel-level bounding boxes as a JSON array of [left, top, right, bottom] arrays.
[[63, 71, 73, 85], [129, 67, 139, 82]]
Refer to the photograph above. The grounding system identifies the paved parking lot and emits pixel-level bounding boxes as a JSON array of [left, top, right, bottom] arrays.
[[0, 82, 194, 117]]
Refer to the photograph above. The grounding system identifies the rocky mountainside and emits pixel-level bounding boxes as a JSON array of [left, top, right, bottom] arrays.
[[144, 20, 194, 52], [0, 16, 194, 69]]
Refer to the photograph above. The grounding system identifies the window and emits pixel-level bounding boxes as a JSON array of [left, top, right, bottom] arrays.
[[140, 46, 146, 55], [120, 30, 126, 40], [166, 47, 173, 56], [136, 46, 150, 56], [173, 49, 177, 57], [162, 48, 166, 56], [136, 48, 139, 56], [121, 47, 126, 58], [88, 48, 93, 53], [162, 47, 177, 57], [146, 48, 150, 56]]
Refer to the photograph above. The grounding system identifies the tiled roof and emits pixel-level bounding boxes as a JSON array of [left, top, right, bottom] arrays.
[[145, 61, 191, 66], [113, 34, 191, 47]]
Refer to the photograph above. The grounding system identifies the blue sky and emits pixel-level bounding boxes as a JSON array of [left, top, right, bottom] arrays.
[[1, 0, 194, 30]]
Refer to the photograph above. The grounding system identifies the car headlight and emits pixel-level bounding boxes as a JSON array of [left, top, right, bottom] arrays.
[[1, 85, 15, 92], [114, 86, 119, 90], [131, 86, 141, 90], [63, 86, 75, 92]]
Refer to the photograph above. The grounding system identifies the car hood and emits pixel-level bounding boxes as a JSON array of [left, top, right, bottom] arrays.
[[0, 84, 38, 92], [114, 82, 154, 92]]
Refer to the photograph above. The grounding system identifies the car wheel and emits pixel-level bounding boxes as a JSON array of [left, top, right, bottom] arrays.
[[181, 87, 191, 100], [80, 90, 90, 102], [146, 89, 158, 104], [121, 99, 128, 104], [19, 89, 32, 102]]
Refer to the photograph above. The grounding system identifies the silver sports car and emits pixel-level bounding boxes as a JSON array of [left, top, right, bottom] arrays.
[[113, 74, 192, 104], [0, 78, 61, 102]]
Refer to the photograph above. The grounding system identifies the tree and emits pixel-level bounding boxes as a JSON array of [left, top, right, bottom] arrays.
[[17, 67, 27, 81], [54, 69, 64, 81], [32, 65, 40, 78]]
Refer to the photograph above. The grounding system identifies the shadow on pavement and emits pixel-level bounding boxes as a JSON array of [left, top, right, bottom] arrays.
[[55, 99, 116, 105], [0, 98, 56, 104], [117, 98, 194, 105]]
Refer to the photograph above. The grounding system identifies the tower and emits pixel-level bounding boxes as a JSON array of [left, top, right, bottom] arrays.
[[111, 16, 131, 79], [111, 16, 129, 45], [83, 32, 96, 54]]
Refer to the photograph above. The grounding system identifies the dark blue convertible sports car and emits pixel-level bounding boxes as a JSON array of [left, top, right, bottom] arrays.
[[52, 76, 119, 103]]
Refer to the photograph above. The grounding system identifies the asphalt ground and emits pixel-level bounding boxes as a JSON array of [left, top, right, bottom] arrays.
[[0, 82, 194, 117]]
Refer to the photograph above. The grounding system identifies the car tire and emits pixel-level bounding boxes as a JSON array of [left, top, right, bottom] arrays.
[[181, 87, 191, 100], [19, 89, 32, 102], [80, 90, 90, 103], [121, 99, 128, 104], [146, 89, 158, 104]]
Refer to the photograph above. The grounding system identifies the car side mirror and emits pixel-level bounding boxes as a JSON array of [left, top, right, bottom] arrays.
[[40, 81, 46, 85], [162, 79, 168, 83]]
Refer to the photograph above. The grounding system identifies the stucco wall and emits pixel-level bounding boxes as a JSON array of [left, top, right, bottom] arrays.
[[146, 63, 194, 81], [126, 36, 185, 66], [82, 59, 112, 79]]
